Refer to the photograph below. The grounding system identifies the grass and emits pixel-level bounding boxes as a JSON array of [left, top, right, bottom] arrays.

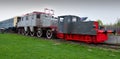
[[0, 33, 120, 59]]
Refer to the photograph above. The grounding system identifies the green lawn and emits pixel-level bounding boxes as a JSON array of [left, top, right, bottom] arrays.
[[0, 33, 120, 59]]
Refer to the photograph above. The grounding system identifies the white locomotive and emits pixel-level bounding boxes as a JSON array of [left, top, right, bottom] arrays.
[[17, 9, 57, 38]]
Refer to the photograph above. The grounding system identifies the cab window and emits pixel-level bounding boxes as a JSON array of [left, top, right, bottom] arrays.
[[26, 16, 28, 20], [36, 14, 40, 18], [72, 17, 77, 22], [60, 18, 64, 22]]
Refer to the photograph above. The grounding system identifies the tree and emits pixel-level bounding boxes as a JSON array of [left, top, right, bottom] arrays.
[[115, 18, 120, 26], [97, 19, 103, 26]]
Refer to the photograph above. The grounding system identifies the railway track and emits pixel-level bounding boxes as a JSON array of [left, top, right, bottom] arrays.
[[38, 37, 120, 50], [17, 33, 120, 50], [93, 43, 120, 50], [70, 41, 120, 50], [67, 41, 120, 50]]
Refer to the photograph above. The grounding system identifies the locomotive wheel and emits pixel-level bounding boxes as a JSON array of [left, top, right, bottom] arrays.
[[36, 30, 42, 37], [46, 29, 53, 39], [18, 29, 21, 34], [30, 32, 35, 36], [22, 30, 25, 35], [25, 31, 29, 36]]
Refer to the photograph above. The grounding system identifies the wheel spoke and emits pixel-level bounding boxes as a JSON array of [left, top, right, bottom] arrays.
[[30, 32, 34, 36], [25, 31, 29, 36]]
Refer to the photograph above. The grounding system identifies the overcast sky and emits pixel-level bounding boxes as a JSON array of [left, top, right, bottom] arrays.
[[0, 0, 120, 24]]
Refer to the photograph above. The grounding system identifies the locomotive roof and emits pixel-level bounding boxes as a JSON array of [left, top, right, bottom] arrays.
[[23, 11, 52, 16], [58, 15, 88, 21], [58, 15, 80, 18]]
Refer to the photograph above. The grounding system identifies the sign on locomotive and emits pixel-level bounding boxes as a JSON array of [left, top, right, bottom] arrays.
[[0, 9, 114, 43]]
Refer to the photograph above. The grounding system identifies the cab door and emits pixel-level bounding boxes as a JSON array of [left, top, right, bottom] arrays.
[[58, 16, 72, 34]]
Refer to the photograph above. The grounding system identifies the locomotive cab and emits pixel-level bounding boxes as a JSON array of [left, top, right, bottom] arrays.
[[57, 15, 96, 35], [58, 15, 81, 34]]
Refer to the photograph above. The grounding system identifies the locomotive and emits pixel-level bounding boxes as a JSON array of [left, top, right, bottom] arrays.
[[17, 11, 57, 38], [0, 9, 113, 43]]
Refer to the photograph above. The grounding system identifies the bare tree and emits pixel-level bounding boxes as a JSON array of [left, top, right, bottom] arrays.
[[115, 18, 120, 26], [97, 19, 103, 26]]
